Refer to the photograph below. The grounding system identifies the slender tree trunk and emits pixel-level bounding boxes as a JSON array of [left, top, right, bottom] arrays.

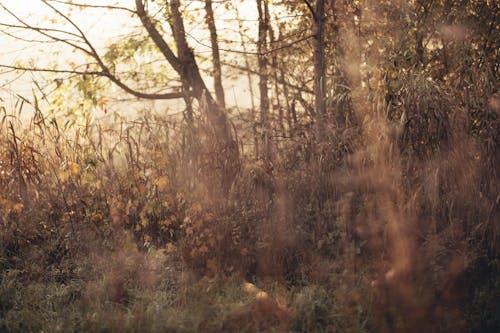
[[280, 64, 293, 136], [257, 0, 270, 161], [234, 5, 259, 159], [313, 0, 327, 136], [204, 0, 225, 108], [278, 23, 293, 135], [269, 19, 284, 138]]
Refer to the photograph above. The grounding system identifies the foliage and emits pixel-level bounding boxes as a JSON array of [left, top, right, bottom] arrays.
[[0, 0, 498, 332]]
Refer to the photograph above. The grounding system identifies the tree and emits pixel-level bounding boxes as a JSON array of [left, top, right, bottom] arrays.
[[204, 0, 225, 109], [307, 0, 327, 121], [256, 0, 271, 161], [0, 0, 239, 192]]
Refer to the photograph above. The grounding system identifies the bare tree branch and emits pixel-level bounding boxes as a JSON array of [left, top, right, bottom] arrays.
[[105, 74, 189, 100], [0, 28, 61, 44], [186, 31, 313, 56], [41, 1, 107, 64], [45, 0, 136, 14], [0, 64, 188, 101], [0, 4, 92, 55], [0, 64, 104, 76], [0, 22, 82, 39]]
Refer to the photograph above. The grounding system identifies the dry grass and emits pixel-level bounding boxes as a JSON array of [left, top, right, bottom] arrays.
[[1, 11, 498, 331]]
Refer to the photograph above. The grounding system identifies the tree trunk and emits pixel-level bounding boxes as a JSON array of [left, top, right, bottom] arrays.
[[257, 0, 271, 161], [234, 4, 259, 159], [269, 20, 284, 138], [313, 0, 327, 136], [204, 0, 225, 108]]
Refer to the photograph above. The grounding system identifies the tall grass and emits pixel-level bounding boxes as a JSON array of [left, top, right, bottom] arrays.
[[1, 44, 498, 333]]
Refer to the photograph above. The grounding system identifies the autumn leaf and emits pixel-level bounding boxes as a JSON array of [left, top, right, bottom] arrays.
[[165, 243, 176, 253], [68, 161, 79, 177], [199, 245, 209, 255], [154, 175, 169, 191], [191, 202, 202, 215], [161, 216, 176, 228], [141, 216, 149, 228], [59, 169, 70, 182], [97, 97, 110, 107]]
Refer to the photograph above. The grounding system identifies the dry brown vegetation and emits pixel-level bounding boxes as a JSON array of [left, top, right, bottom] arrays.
[[0, 0, 499, 332]]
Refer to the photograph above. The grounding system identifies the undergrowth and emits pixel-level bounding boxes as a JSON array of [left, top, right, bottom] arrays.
[[1, 48, 498, 333]]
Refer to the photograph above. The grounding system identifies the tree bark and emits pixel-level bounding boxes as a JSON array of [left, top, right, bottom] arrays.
[[234, 4, 259, 159], [269, 20, 285, 138], [313, 0, 327, 122], [204, 0, 226, 108], [257, 0, 271, 161]]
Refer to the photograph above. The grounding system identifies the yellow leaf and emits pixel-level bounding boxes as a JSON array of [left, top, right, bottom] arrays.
[[13, 203, 24, 215], [98, 97, 110, 107], [154, 176, 169, 191], [69, 162, 79, 177], [59, 169, 70, 182]]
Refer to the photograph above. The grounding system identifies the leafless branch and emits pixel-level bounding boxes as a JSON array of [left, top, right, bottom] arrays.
[[186, 32, 313, 56], [0, 4, 91, 55], [0, 28, 60, 44], [0, 22, 82, 39], [45, 0, 136, 14], [0, 64, 187, 100], [0, 64, 104, 76]]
